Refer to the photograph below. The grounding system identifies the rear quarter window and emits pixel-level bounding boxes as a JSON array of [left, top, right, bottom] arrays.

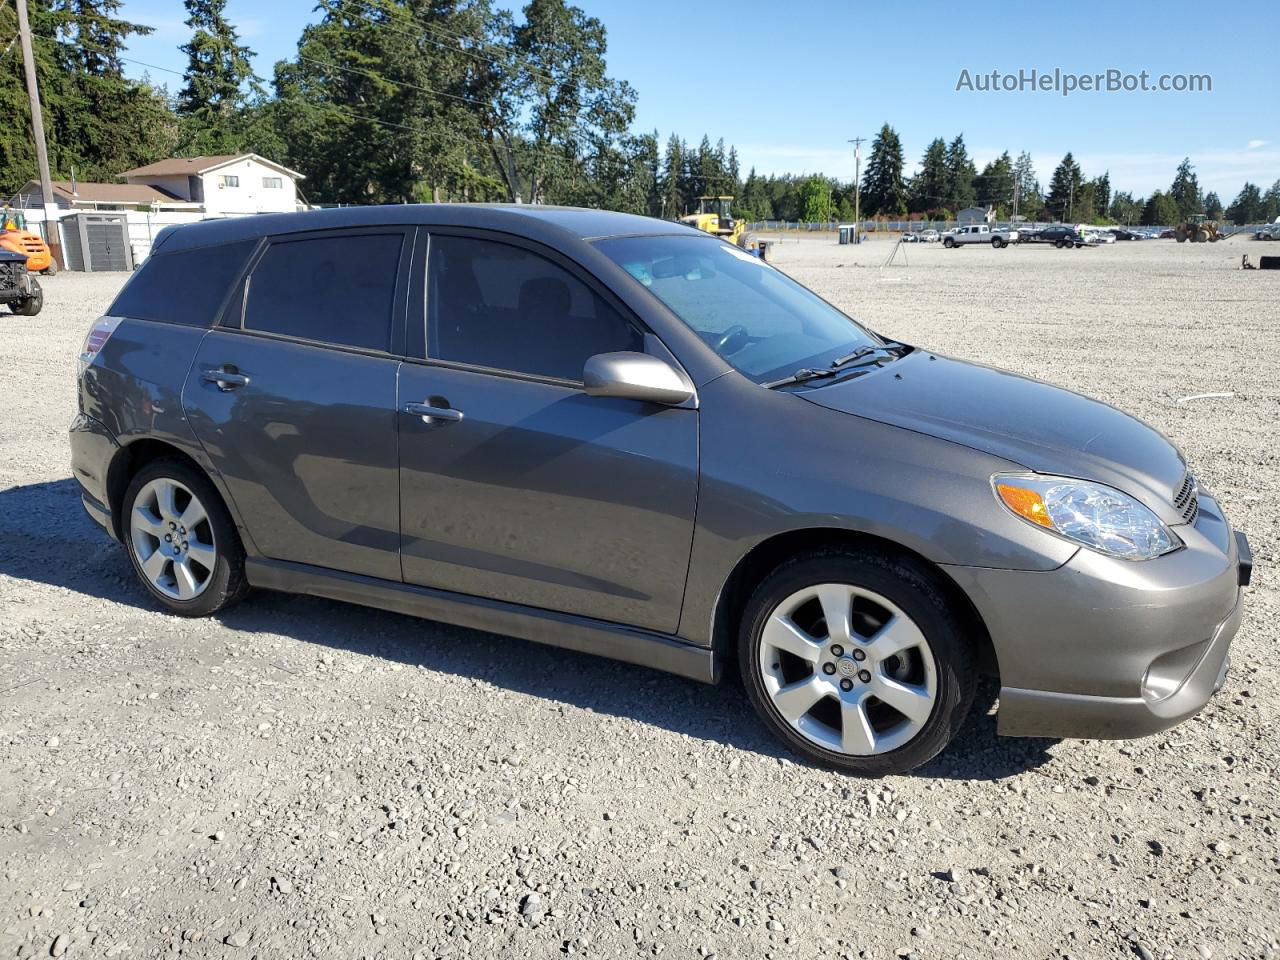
[[108, 240, 255, 327]]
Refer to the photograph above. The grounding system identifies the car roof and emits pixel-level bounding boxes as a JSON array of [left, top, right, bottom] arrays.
[[154, 203, 706, 254]]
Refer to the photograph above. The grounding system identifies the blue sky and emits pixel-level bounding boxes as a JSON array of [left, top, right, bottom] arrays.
[[117, 0, 1278, 201]]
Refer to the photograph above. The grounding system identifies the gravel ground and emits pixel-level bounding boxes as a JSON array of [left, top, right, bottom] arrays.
[[2, 239, 1277, 960]]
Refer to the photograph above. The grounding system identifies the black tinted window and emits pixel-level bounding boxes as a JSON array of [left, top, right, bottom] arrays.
[[428, 236, 641, 380], [245, 234, 403, 350], [109, 240, 254, 326]]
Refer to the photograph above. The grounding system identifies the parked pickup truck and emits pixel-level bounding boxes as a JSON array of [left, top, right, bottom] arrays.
[[942, 224, 1019, 248]]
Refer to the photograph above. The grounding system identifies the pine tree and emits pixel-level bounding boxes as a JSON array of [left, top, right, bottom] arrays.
[[974, 151, 1013, 214], [1203, 191, 1223, 220], [178, 0, 260, 153], [661, 134, 684, 217], [859, 123, 907, 217], [1012, 151, 1041, 220], [1092, 172, 1111, 220], [943, 134, 976, 210], [1141, 190, 1178, 226], [909, 138, 947, 213], [1225, 183, 1263, 224], [1263, 180, 1280, 222], [1169, 158, 1203, 221], [1045, 153, 1084, 221]]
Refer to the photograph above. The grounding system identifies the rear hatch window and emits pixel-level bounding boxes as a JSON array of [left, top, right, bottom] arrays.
[[108, 240, 255, 327]]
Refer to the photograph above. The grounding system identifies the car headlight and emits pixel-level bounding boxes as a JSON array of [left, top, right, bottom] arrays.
[[993, 474, 1179, 560]]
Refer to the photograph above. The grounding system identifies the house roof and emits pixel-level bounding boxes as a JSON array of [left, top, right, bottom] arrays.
[[21, 180, 190, 205], [118, 153, 305, 180]]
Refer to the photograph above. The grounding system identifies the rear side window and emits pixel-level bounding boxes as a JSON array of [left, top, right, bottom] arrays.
[[108, 240, 254, 327], [244, 234, 403, 351]]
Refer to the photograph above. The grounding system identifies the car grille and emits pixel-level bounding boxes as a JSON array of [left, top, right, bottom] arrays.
[[1173, 471, 1199, 525], [0, 261, 22, 292]]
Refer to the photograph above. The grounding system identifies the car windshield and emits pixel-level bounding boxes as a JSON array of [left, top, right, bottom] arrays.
[[594, 234, 881, 384]]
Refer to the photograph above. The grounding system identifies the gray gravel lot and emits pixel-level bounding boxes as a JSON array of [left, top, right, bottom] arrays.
[[2, 238, 1277, 960]]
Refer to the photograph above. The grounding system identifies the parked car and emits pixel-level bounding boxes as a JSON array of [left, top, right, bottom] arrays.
[[1158, 229, 1176, 239], [901, 232, 921, 243], [921, 229, 940, 243], [1020, 226, 1086, 248], [942, 224, 1020, 248], [0, 248, 43, 315], [1255, 224, 1280, 241], [1108, 228, 1144, 241], [71, 205, 1252, 776]]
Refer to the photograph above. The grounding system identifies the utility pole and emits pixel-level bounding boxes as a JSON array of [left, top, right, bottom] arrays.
[[848, 136, 865, 243], [15, 0, 61, 268]]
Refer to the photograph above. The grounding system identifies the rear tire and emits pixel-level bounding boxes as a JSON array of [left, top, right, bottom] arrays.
[[43, 259, 57, 277], [943, 237, 955, 248], [123, 457, 248, 617], [738, 550, 977, 776]]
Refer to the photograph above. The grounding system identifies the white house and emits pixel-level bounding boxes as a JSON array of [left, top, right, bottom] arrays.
[[118, 154, 305, 216]]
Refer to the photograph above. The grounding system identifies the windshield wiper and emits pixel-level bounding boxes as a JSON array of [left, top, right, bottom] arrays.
[[763, 367, 839, 389], [764, 342, 910, 390], [829, 341, 908, 369]]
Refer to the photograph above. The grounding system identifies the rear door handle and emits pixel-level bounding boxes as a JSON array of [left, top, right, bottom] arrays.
[[404, 402, 463, 424], [202, 368, 250, 390]]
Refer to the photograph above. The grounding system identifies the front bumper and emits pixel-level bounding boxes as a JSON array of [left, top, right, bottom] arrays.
[[944, 493, 1251, 740]]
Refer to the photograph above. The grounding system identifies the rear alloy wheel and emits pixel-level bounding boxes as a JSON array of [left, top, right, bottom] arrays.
[[740, 552, 976, 775], [124, 458, 247, 617]]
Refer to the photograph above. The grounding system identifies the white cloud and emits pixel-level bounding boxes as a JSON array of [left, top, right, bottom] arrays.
[[1247, 139, 1269, 149]]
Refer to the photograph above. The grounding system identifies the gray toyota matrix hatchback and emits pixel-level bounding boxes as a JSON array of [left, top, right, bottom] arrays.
[[70, 205, 1252, 776]]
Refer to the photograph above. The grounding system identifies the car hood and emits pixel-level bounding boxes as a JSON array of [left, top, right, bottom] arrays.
[[800, 351, 1189, 523]]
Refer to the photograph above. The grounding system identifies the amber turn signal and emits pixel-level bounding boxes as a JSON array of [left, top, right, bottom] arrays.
[[996, 482, 1054, 528]]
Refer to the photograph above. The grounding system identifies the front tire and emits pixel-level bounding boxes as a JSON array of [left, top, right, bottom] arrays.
[[123, 457, 248, 617], [738, 550, 977, 776]]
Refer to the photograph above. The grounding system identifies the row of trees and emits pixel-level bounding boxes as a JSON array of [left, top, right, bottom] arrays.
[[855, 125, 1280, 226], [1, 1, 1275, 226]]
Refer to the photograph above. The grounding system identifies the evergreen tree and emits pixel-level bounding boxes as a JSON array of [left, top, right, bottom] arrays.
[[177, 0, 260, 153], [1263, 180, 1280, 222], [1091, 172, 1111, 219], [859, 123, 907, 217], [943, 134, 976, 210], [1169, 157, 1203, 221], [0, 0, 173, 191], [1045, 152, 1084, 221], [1203, 191, 1223, 220], [908, 137, 947, 213], [1140, 190, 1178, 226], [974, 151, 1013, 213], [661, 134, 684, 217], [1225, 182, 1264, 224], [1012, 151, 1041, 220], [1109, 191, 1140, 224]]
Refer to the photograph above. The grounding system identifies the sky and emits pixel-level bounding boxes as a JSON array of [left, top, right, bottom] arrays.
[[117, 0, 1279, 201]]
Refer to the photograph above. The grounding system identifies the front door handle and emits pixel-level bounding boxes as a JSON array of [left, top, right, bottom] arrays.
[[404, 401, 464, 424], [202, 368, 250, 390]]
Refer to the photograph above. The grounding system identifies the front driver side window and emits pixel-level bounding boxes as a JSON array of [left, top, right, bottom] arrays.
[[427, 235, 642, 381]]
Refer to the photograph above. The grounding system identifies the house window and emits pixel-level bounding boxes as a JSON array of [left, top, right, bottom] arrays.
[[221, 175, 240, 187], [262, 176, 283, 189]]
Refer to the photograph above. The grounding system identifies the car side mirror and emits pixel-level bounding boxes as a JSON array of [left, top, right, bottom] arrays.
[[582, 352, 694, 406]]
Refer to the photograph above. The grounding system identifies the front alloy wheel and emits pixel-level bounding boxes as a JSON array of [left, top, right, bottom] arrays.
[[757, 583, 937, 756], [740, 551, 976, 775]]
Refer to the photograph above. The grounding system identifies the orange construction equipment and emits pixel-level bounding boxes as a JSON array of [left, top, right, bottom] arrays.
[[1, 211, 56, 275]]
